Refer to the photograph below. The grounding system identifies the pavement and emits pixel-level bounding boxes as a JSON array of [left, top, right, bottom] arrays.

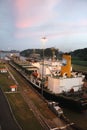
[[0, 88, 21, 130]]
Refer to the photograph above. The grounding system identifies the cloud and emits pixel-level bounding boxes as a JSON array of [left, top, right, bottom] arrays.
[[15, 18, 87, 39], [13, 0, 87, 49], [14, 0, 59, 28]]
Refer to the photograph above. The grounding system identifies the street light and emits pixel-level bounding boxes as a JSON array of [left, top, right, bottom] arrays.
[[40, 36, 47, 96]]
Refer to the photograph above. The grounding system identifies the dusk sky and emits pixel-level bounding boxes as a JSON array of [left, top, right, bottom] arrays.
[[0, 0, 87, 52]]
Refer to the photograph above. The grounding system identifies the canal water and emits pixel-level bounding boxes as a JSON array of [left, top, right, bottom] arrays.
[[0, 52, 8, 58], [63, 108, 87, 130], [0, 52, 26, 60]]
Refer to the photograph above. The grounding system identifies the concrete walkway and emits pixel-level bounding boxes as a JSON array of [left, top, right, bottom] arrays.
[[0, 88, 21, 130]]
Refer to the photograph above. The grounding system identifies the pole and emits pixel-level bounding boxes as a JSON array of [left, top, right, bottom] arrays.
[[41, 37, 47, 96]]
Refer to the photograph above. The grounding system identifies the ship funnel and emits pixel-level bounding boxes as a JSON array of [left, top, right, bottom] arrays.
[[61, 54, 71, 77]]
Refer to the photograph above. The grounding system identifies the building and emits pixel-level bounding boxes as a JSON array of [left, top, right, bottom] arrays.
[[10, 85, 17, 92]]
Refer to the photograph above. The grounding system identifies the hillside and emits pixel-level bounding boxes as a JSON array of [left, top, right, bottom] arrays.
[[20, 48, 62, 59], [20, 48, 87, 61], [71, 48, 87, 61]]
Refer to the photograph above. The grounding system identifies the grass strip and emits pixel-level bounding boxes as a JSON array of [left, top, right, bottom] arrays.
[[6, 93, 43, 130]]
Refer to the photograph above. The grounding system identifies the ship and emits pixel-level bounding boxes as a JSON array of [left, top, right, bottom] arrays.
[[9, 54, 87, 112]]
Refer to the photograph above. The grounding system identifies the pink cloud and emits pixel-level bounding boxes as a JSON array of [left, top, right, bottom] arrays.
[[14, 0, 59, 28], [15, 0, 27, 15], [15, 19, 32, 28]]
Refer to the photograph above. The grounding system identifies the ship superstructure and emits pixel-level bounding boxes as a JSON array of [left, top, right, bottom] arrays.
[[29, 54, 85, 94], [9, 53, 87, 111]]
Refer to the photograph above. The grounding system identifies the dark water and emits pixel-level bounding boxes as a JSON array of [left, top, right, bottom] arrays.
[[63, 108, 87, 130]]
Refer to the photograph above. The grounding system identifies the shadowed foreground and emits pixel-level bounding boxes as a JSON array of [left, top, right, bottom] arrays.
[[0, 88, 21, 130]]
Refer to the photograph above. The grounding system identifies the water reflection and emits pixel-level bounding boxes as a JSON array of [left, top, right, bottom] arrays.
[[63, 108, 87, 130]]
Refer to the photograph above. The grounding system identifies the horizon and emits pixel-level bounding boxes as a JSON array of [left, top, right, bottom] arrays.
[[0, 47, 87, 53]]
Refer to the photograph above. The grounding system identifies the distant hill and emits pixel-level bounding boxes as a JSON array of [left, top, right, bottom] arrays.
[[20, 48, 87, 61], [20, 48, 62, 59], [70, 48, 87, 61]]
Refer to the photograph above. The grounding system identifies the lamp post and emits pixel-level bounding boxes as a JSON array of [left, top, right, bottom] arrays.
[[41, 36, 47, 96]]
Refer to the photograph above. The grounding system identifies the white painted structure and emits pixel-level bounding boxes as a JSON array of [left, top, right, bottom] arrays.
[[10, 85, 17, 92], [0, 69, 7, 73], [32, 60, 61, 78], [48, 76, 84, 94], [11, 88, 16, 92], [26, 56, 85, 94]]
